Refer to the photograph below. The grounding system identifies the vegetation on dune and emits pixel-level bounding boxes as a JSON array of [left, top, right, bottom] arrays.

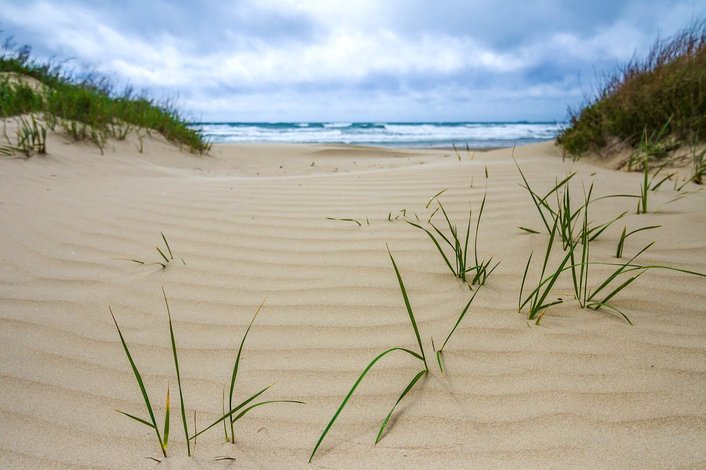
[[557, 20, 706, 164], [0, 36, 210, 154]]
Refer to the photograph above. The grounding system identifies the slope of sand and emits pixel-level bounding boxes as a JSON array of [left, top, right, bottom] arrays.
[[0, 130, 705, 469]]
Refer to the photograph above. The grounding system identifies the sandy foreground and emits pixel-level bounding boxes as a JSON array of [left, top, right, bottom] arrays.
[[0, 130, 705, 469]]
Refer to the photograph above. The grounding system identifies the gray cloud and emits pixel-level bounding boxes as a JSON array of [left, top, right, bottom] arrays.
[[1, 0, 704, 121]]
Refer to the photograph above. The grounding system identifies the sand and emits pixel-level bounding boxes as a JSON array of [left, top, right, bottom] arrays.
[[0, 129, 705, 469]]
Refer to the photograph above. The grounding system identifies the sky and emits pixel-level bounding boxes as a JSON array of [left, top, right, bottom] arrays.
[[1, 1, 704, 122]]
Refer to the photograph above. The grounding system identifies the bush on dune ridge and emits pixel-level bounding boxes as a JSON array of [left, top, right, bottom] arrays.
[[0, 36, 210, 154], [557, 20, 706, 161]]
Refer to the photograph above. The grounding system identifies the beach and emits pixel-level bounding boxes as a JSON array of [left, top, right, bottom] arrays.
[[1, 132, 705, 469]]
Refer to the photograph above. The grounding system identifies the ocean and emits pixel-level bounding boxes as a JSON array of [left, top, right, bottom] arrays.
[[193, 122, 565, 148]]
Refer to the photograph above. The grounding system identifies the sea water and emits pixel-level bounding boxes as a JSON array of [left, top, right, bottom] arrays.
[[193, 122, 565, 148]]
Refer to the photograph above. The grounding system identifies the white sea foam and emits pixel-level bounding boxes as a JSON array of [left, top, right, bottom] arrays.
[[194, 122, 565, 147]]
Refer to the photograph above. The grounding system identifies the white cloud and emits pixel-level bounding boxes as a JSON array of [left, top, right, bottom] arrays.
[[1, 0, 705, 120]]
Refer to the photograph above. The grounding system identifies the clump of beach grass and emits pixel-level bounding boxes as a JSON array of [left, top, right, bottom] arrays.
[[124, 232, 184, 269], [112, 292, 302, 459], [558, 20, 706, 159], [110, 288, 192, 459], [0, 36, 210, 153], [310, 244, 489, 462], [517, 170, 706, 324], [1, 114, 47, 157], [409, 196, 498, 286], [188, 300, 303, 446]]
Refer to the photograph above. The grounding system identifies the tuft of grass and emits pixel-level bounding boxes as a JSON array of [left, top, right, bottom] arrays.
[[1, 114, 47, 157], [0, 36, 210, 153], [309, 247, 428, 463], [409, 197, 498, 286], [111, 306, 170, 458], [558, 20, 706, 159], [111, 290, 196, 458], [191, 301, 303, 445], [518, 217, 574, 321], [124, 232, 184, 269]]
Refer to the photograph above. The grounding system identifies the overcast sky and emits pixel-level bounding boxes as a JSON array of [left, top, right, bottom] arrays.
[[1, 1, 704, 122]]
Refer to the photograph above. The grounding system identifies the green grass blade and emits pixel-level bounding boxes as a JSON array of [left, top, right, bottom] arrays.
[[326, 217, 362, 226], [625, 225, 661, 238], [116, 410, 156, 429], [161, 232, 174, 260], [229, 299, 266, 443], [407, 221, 456, 276], [222, 386, 229, 442], [519, 226, 540, 234], [191, 384, 272, 440], [308, 347, 422, 463], [110, 306, 165, 456], [587, 242, 653, 302], [230, 400, 305, 424], [163, 386, 170, 450], [474, 194, 486, 267], [427, 207, 439, 223], [592, 272, 644, 308], [588, 301, 633, 325], [155, 246, 170, 264], [519, 252, 533, 312], [387, 247, 427, 370], [439, 288, 481, 353], [162, 288, 190, 456], [588, 211, 627, 242], [616, 226, 627, 258], [430, 221, 456, 252], [375, 369, 426, 444], [463, 204, 472, 276], [425, 188, 447, 208]]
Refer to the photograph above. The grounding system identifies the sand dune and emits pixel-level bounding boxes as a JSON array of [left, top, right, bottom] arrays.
[[0, 133, 705, 468]]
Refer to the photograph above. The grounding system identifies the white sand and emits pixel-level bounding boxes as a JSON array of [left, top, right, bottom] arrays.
[[0, 130, 705, 468]]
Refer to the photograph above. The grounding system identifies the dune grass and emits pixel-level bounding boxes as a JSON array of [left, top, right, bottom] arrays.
[[1, 114, 46, 157], [125, 232, 184, 269], [0, 36, 210, 153], [188, 301, 303, 445], [309, 247, 428, 463], [112, 292, 302, 459], [558, 20, 706, 159], [409, 196, 498, 286], [110, 290, 192, 458], [433, 286, 483, 373]]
